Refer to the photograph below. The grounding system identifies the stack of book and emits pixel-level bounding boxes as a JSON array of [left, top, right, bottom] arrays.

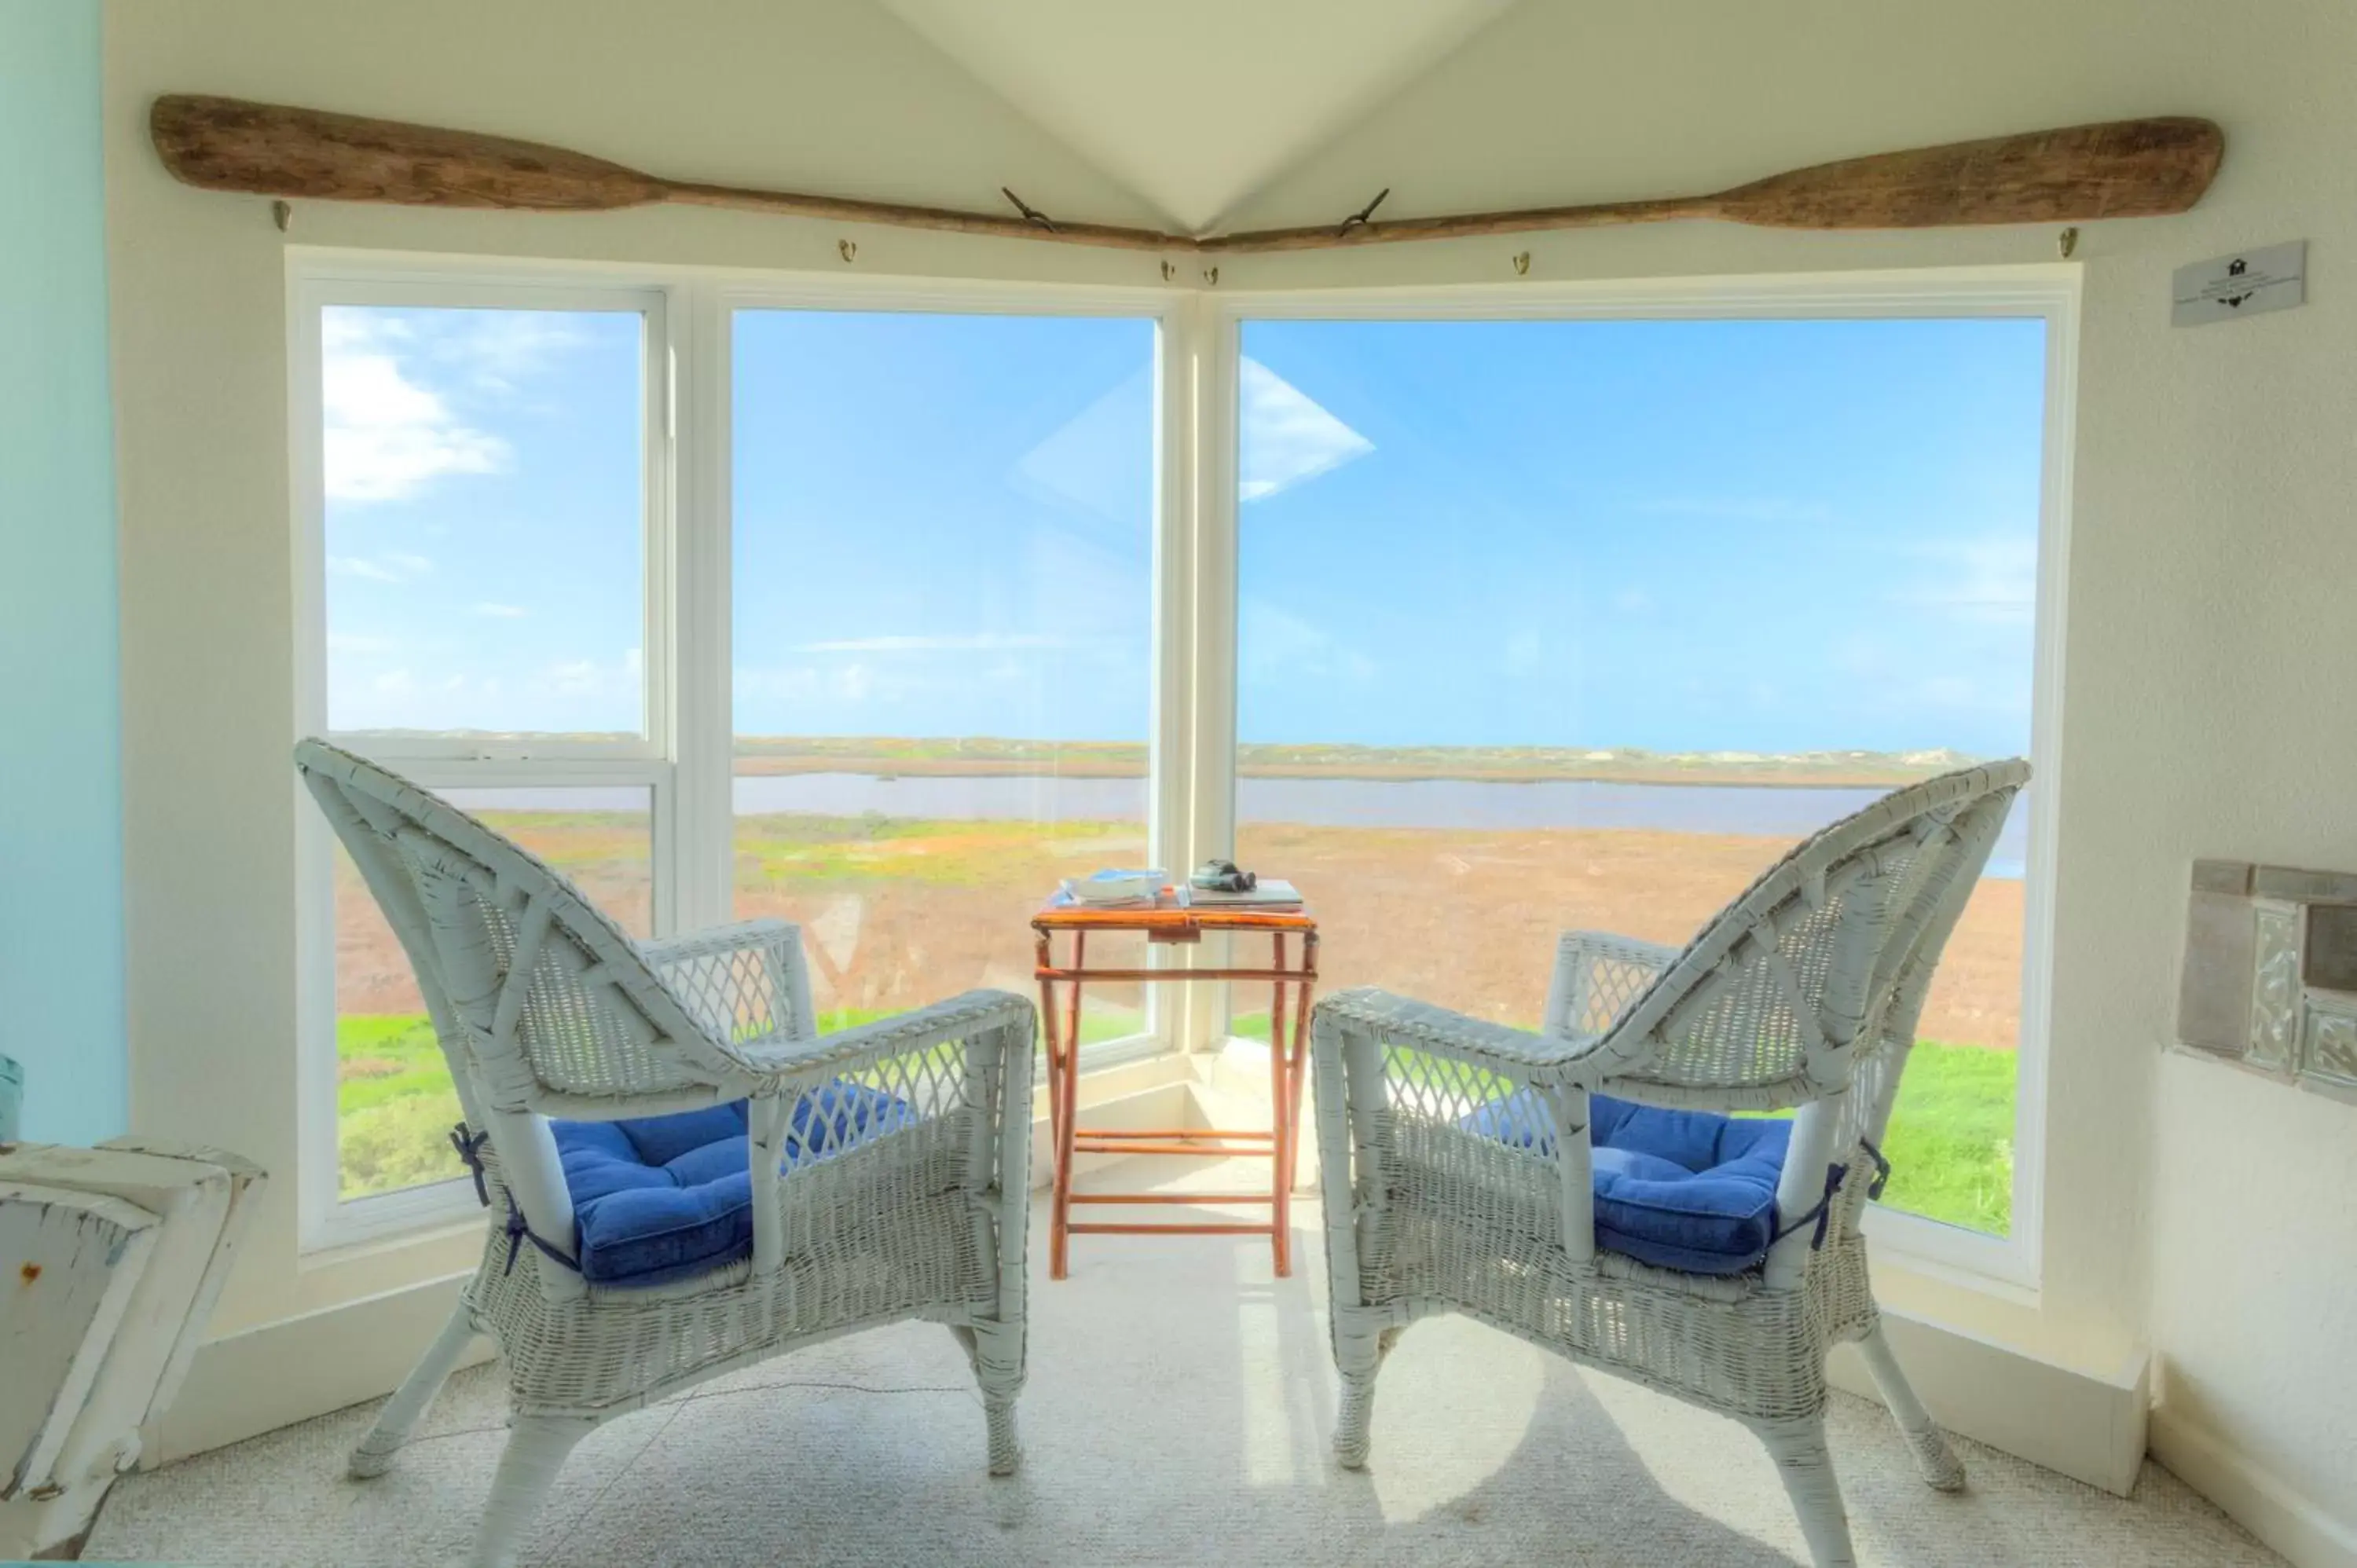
[[1054, 869, 1167, 908], [1181, 877, 1302, 910]]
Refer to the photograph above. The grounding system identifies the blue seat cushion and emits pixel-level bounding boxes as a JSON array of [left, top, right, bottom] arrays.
[[1460, 1091, 1790, 1276], [551, 1082, 913, 1288]]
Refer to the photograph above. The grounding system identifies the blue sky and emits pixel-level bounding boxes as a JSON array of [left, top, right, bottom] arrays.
[[324, 306, 2044, 757], [321, 306, 645, 735]]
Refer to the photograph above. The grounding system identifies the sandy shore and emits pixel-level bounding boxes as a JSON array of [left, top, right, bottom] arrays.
[[335, 819, 2020, 1052]]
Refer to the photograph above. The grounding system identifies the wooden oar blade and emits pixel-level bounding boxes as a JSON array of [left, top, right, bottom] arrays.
[[150, 95, 666, 212], [1714, 117, 2224, 229]]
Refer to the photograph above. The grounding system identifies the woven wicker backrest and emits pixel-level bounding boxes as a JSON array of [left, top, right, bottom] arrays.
[[1604, 760, 2028, 1109], [294, 739, 739, 1117]]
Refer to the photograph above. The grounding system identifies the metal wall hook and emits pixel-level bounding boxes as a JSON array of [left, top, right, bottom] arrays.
[[1160, 260, 1177, 283], [1202, 266, 1219, 287], [1002, 187, 1058, 233], [1337, 187, 1390, 236], [2057, 225, 2080, 258], [838, 238, 857, 263], [1512, 251, 1530, 276], [271, 199, 291, 233]]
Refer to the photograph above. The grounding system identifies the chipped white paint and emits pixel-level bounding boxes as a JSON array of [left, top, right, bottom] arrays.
[[0, 1141, 263, 1559]]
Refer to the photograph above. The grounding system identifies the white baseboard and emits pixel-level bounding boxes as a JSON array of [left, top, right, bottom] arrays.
[[2149, 1405, 2357, 1568], [150, 1272, 491, 1466], [1827, 1310, 2148, 1496]]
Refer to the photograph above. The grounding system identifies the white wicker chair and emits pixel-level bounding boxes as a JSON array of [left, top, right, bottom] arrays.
[[296, 739, 1036, 1568], [1310, 760, 2028, 1568]]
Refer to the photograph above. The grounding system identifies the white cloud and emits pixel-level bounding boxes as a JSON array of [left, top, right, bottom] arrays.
[[548, 659, 602, 694], [1893, 535, 2037, 625], [434, 313, 585, 393], [327, 632, 398, 655], [1632, 495, 1834, 525], [1238, 357, 1373, 502], [1239, 598, 1376, 684], [473, 602, 530, 618], [321, 310, 509, 503], [541, 650, 643, 702], [792, 632, 1068, 654], [327, 552, 432, 584]]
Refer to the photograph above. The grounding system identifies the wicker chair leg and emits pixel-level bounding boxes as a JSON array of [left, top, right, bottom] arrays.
[[1857, 1323, 1967, 1492], [470, 1413, 596, 1568], [952, 1324, 1025, 1476], [1758, 1416, 1857, 1568], [350, 1305, 477, 1479], [1332, 1324, 1396, 1471]]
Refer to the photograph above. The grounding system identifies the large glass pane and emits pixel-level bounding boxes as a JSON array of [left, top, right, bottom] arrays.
[[731, 311, 1157, 1042], [1233, 317, 2043, 1235], [319, 305, 648, 741], [335, 786, 652, 1200]]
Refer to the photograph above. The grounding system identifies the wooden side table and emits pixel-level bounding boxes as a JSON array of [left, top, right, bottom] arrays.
[[1032, 899, 1318, 1280]]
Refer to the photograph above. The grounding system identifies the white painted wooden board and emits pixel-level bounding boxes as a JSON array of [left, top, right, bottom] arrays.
[[0, 1142, 266, 1559], [0, 1184, 160, 1500], [91, 1138, 267, 1451]]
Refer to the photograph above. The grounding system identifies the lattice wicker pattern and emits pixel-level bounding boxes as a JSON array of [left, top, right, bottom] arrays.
[[1313, 760, 2027, 1568], [295, 739, 1036, 1568]]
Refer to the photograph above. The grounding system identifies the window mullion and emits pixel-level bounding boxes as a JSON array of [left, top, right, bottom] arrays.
[[669, 280, 735, 935]]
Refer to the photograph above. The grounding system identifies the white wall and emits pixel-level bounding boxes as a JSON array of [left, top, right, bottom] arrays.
[[102, 0, 2357, 1552], [1237, 3, 2357, 1552]]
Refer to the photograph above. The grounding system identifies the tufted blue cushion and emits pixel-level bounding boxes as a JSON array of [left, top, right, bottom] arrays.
[[1460, 1091, 1791, 1276], [551, 1083, 914, 1288]]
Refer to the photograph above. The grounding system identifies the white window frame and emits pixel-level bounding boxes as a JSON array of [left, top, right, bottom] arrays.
[[290, 255, 1192, 1250], [290, 262, 680, 1249], [1198, 266, 2077, 1295], [288, 250, 2070, 1301]]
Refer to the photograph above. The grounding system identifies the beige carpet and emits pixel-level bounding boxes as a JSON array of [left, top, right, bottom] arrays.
[[90, 1171, 2282, 1567]]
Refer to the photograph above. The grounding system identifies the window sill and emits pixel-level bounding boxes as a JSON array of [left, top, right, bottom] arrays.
[[1861, 1203, 2040, 1305], [302, 1176, 482, 1258]]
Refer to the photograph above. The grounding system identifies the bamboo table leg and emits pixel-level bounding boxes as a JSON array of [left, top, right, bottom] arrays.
[[1047, 931, 1086, 1280], [1268, 932, 1292, 1277], [1285, 930, 1318, 1196]]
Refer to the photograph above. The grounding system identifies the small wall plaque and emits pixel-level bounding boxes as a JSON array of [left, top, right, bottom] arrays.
[[2177, 858, 2357, 1101], [2172, 240, 2306, 327], [2304, 903, 2357, 993]]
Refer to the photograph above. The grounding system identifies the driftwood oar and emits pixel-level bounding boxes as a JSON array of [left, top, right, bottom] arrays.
[[151, 94, 2223, 255]]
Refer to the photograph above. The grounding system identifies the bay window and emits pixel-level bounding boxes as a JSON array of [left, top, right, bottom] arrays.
[[295, 260, 2065, 1288]]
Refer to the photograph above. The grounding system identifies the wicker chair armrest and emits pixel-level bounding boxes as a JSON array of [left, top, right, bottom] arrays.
[[1314, 987, 1607, 1084], [1547, 929, 1682, 1039], [640, 918, 807, 1050], [731, 988, 1037, 1089], [1560, 929, 1681, 976]]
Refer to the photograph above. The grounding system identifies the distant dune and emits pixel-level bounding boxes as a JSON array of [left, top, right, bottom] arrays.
[[725, 735, 1980, 787]]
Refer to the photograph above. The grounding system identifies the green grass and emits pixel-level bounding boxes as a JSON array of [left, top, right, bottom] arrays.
[[1230, 1012, 2014, 1235], [732, 812, 1139, 888], [341, 995, 2011, 1230], [335, 1003, 1142, 1200], [1873, 1040, 2015, 1234], [336, 1014, 465, 1199]]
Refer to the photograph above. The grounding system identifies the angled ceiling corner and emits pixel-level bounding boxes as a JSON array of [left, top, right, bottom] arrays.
[[871, 0, 1523, 234]]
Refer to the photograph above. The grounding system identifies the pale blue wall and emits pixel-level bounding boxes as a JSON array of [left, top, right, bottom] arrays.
[[0, 0, 127, 1145]]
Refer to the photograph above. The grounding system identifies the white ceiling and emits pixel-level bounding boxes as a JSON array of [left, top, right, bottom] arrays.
[[873, 0, 1520, 231]]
